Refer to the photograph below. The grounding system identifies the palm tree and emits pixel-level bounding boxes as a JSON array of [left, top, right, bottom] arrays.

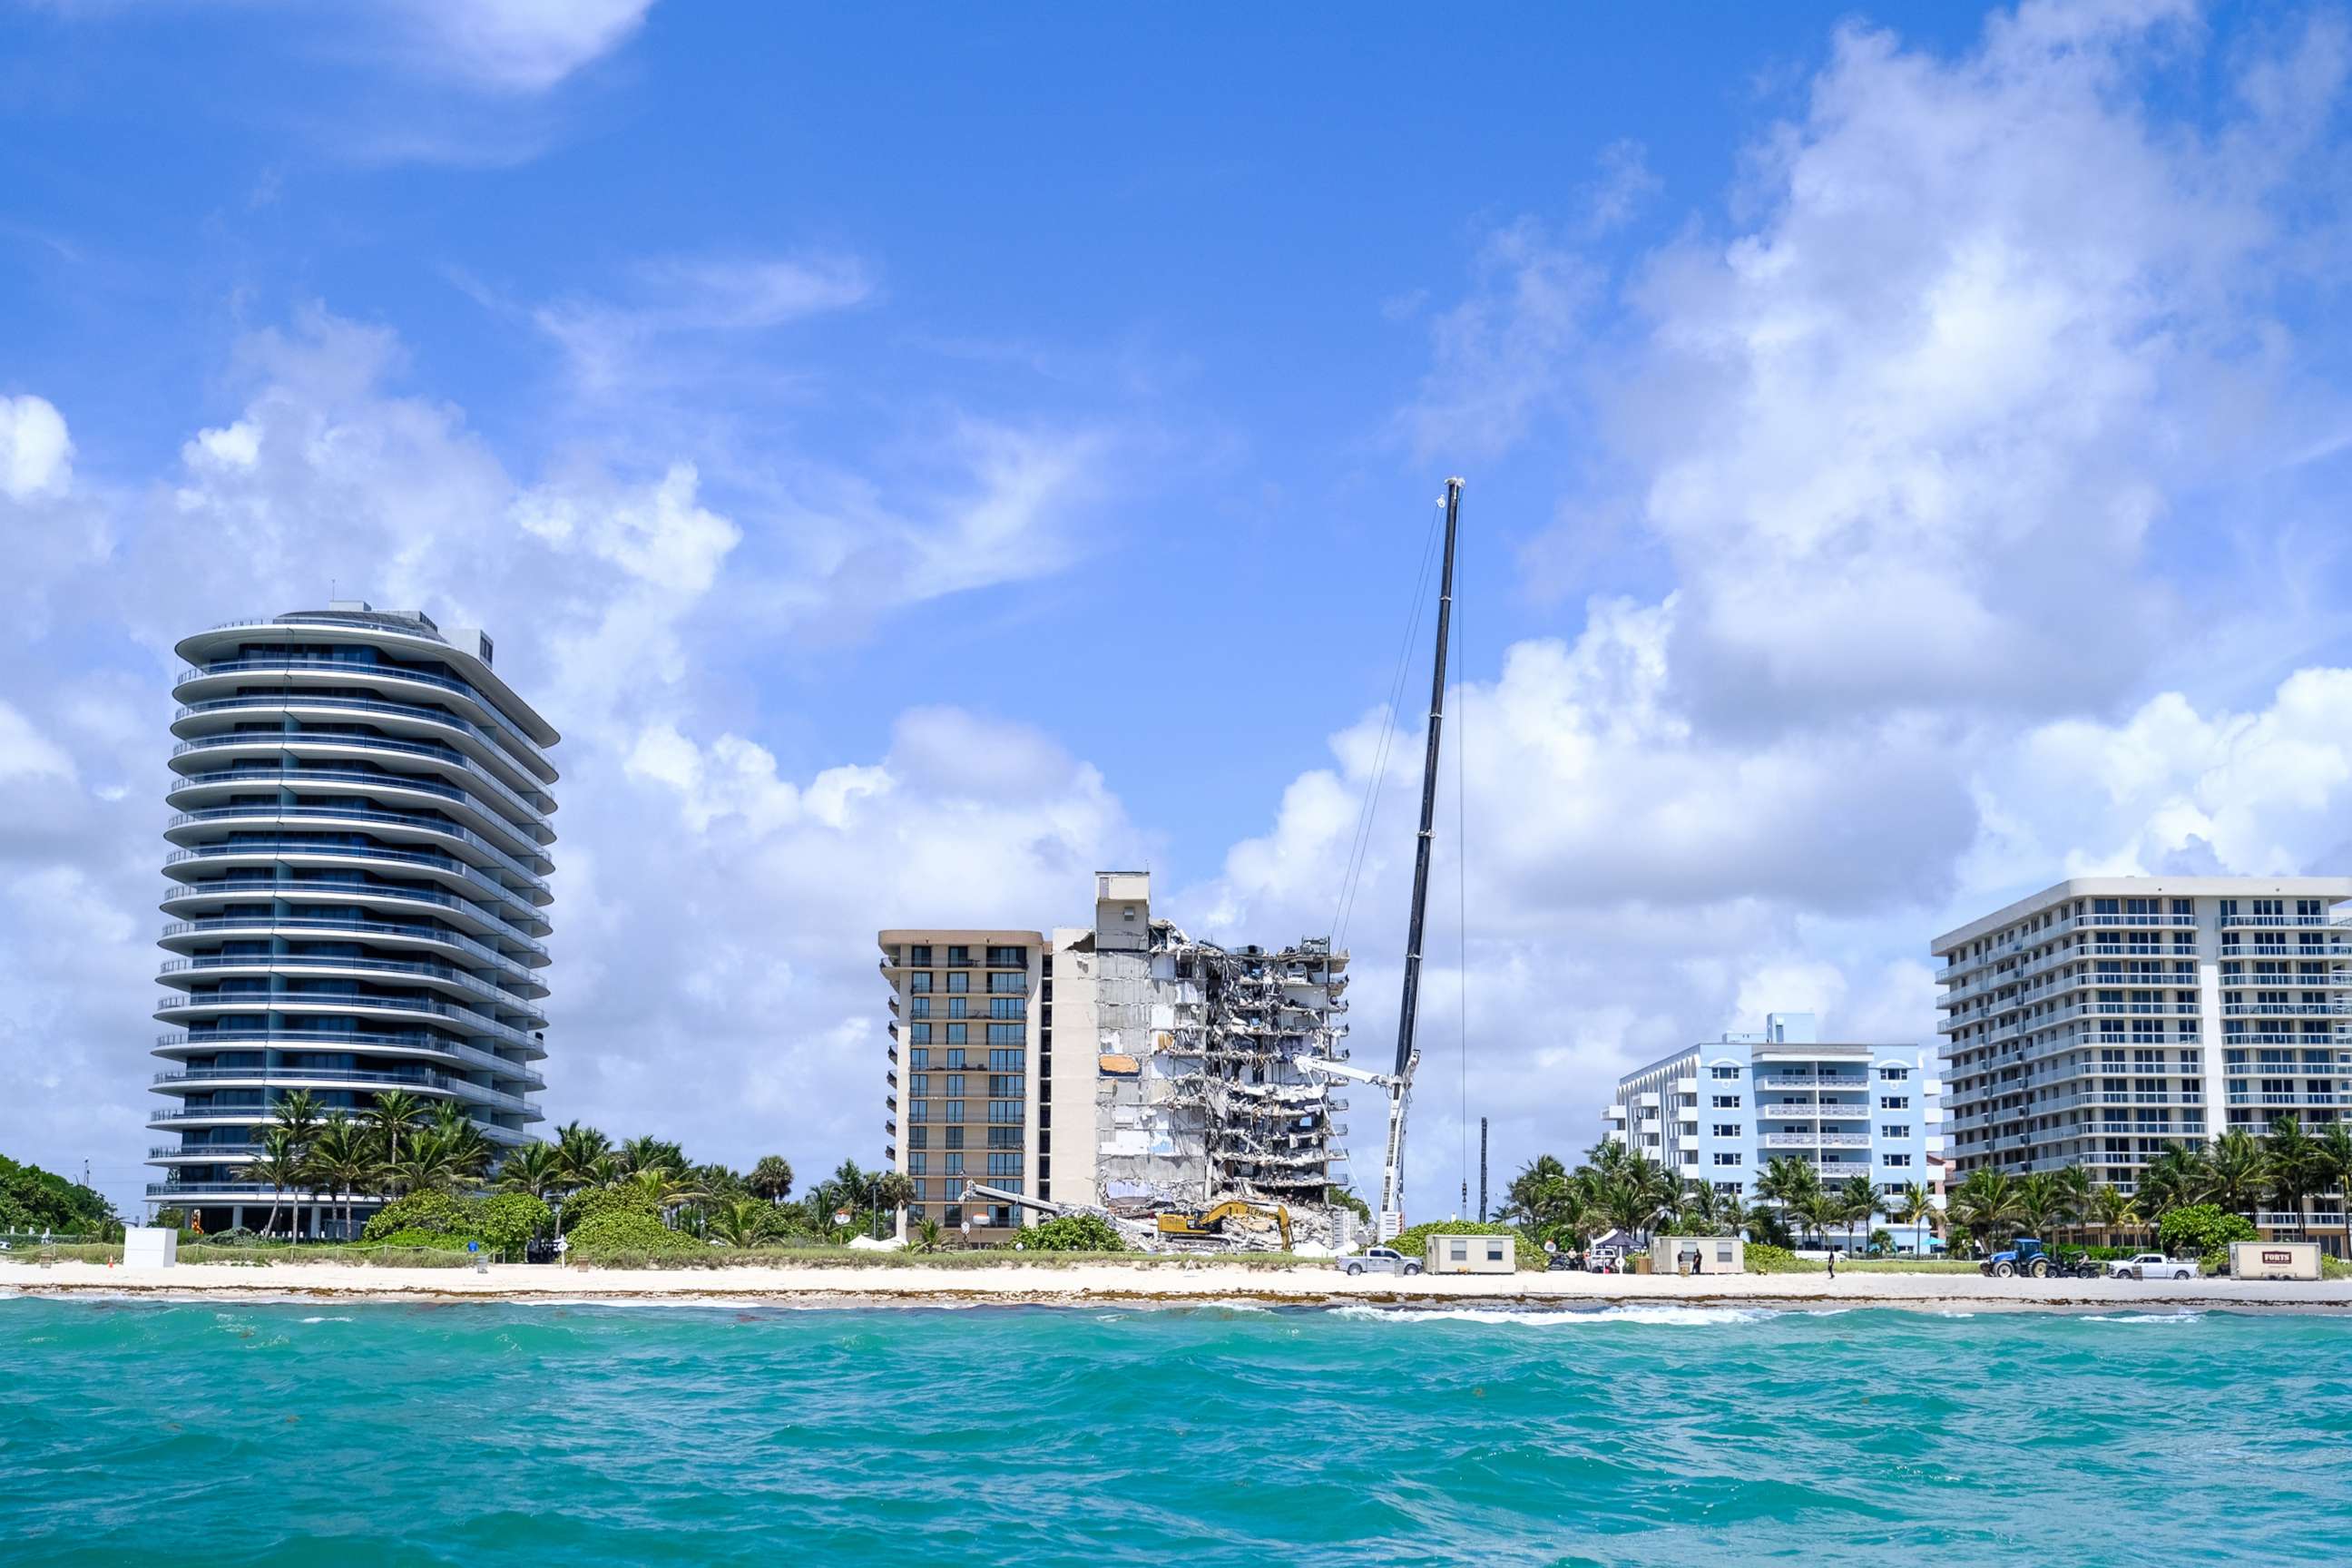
[[2088, 1184, 2132, 1251], [2313, 1122, 2352, 1234], [306, 1116, 379, 1240], [249, 1127, 306, 1241], [2055, 1164, 2093, 1249], [2135, 1144, 2208, 1230], [2204, 1128, 2268, 1220], [495, 1143, 564, 1200], [1891, 1181, 1936, 1257], [553, 1122, 612, 1190], [364, 1089, 430, 1174], [1948, 1170, 2024, 1253], [1838, 1175, 1878, 1255], [871, 1171, 917, 1240], [2261, 1114, 2319, 1234], [913, 1216, 945, 1254], [749, 1155, 795, 1205], [617, 1135, 688, 1178], [389, 1129, 468, 1196], [270, 1089, 323, 1149], [1797, 1191, 1846, 1253], [2015, 1171, 2064, 1249], [710, 1198, 769, 1248], [1755, 1156, 1822, 1245]]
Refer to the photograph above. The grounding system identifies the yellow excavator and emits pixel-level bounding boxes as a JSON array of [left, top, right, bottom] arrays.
[[1156, 1200, 1292, 1250]]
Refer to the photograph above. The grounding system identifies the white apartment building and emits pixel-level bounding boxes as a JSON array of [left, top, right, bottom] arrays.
[[1606, 1012, 1943, 1244], [1934, 877, 2352, 1219]]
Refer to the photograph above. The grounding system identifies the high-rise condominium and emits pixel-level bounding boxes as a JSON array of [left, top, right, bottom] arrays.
[[1934, 877, 2350, 1231], [150, 604, 558, 1233]]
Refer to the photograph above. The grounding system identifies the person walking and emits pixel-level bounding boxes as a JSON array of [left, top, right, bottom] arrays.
[[1827, 1249, 1838, 1280]]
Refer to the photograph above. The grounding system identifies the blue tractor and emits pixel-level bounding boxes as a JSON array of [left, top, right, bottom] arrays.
[[1980, 1236, 2051, 1279]]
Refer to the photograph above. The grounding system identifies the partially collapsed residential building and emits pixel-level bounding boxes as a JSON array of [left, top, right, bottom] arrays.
[[878, 871, 1350, 1242]]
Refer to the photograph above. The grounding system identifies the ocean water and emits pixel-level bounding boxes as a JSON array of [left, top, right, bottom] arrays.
[[0, 1298, 2344, 1566]]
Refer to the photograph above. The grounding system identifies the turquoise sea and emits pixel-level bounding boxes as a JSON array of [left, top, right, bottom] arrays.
[[0, 1298, 2344, 1566]]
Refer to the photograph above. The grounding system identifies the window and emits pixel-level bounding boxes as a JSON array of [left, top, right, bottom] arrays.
[[946, 973, 969, 994], [908, 1125, 927, 1150], [1711, 1123, 1740, 1138], [947, 997, 968, 1019], [987, 1125, 1021, 1150], [988, 1074, 1023, 1097], [908, 996, 931, 1019], [908, 1048, 929, 1070], [988, 1099, 1023, 1124], [946, 1024, 967, 1044], [943, 1101, 965, 1122], [1712, 1152, 1740, 1166], [908, 945, 933, 967], [906, 1100, 929, 1122], [1879, 1095, 1909, 1110], [1712, 1094, 1741, 1109], [907, 1152, 927, 1175], [988, 1048, 1024, 1072], [1885, 1153, 1912, 1167], [943, 1153, 965, 1176], [987, 973, 1027, 995], [1710, 1065, 1740, 1079], [986, 1023, 1024, 1045], [946, 946, 972, 966], [987, 1152, 1023, 1178], [944, 1074, 965, 1097], [986, 946, 1025, 967], [1877, 1067, 1909, 1082], [989, 997, 1027, 1020], [909, 1023, 931, 1044], [909, 972, 932, 994], [946, 1049, 965, 1070], [944, 1127, 964, 1150], [909, 1073, 930, 1097], [1880, 1125, 1910, 1140]]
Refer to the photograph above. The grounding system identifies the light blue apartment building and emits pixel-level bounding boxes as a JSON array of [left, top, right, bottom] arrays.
[[1604, 1013, 1944, 1246]]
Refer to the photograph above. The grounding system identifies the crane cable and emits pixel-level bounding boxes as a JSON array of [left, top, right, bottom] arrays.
[[1330, 497, 1446, 952], [1456, 510, 1470, 1217]]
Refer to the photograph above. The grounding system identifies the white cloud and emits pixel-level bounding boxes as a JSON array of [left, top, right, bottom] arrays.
[[395, 0, 657, 93], [0, 701, 76, 784], [0, 394, 73, 499]]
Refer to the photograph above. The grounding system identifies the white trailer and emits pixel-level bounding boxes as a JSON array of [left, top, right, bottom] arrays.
[[2230, 1240, 2321, 1280]]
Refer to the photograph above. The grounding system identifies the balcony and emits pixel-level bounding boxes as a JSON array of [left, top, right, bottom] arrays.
[[2257, 1210, 2349, 1229], [162, 840, 547, 929], [2220, 914, 2335, 930], [2222, 1001, 2349, 1017], [159, 875, 548, 958], [2225, 1091, 2341, 1106], [1760, 1132, 1872, 1148], [167, 805, 553, 892], [171, 692, 554, 783], [170, 730, 554, 819], [155, 985, 545, 1055], [158, 955, 546, 1028], [172, 659, 552, 767], [1754, 1075, 1870, 1091]]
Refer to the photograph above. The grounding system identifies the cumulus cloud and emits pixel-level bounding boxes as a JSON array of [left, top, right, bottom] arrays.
[[0, 395, 73, 499]]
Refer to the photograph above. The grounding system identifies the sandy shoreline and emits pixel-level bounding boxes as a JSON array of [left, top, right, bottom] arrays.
[[6, 1259, 2350, 1314]]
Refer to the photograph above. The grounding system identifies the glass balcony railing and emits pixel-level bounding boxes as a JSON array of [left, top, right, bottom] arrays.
[[168, 767, 555, 852], [153, 1027, 546, 1090], [172, 732, 554, 818], [160, 878, 549, 960], [173, 692, 554, 781], [156, 985, 546, 1054], [158, 954, 546, 1026], [163, 842, 548, 929], [158, 916, 546, 987], [176, 659, 551, 766], [167, 806, 553, 893]]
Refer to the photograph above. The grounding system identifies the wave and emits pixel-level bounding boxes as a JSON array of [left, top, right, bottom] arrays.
[[1328, 1304, 1780, 1327], [2082, 1310, 2203, 1325], [299, 1316, 353, 1324]]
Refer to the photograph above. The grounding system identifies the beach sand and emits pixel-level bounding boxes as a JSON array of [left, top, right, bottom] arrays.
[[5, 1259, 2348, 1312]]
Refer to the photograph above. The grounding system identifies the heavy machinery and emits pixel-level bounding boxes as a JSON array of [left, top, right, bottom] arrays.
[[1155, 1200, 1292, 1250], [1981, 1236, 2053, 1279]]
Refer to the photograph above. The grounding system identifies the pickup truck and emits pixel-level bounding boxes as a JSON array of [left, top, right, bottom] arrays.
[[2106, 1253, 2199, 1280], [1339, 1246, 1423, 1278]]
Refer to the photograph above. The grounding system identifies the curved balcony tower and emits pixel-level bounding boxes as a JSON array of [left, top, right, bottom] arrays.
[[148, 603, 559, 1234]]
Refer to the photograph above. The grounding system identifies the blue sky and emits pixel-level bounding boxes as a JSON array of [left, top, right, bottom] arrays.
[[5, 0, 2352, 1217]]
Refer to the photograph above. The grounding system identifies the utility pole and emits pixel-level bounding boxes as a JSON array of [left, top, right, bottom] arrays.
[[1378, 476, 1463, 1236], [1478, 1118, 1488, 1223]]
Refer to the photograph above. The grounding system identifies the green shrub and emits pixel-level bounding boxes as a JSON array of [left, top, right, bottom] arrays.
[[1744, 1243, 1820, 1274], [1387, 1221, 1544, 1271], [362, 1191, 474, 1241], [1022, 1213, 1126, 1252], [2155, 1204, 2256, 1259], [474, 1193, 552, 1259], [569, 1208, 703, 1260], [558, 1185, 657, 1235], [370, 1228, 473, 1250]]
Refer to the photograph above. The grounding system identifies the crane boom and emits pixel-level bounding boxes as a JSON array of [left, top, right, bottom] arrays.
[[1377, 475, 1463, 1240]]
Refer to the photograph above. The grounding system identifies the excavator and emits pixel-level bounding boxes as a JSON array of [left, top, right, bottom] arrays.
[[1155, 1200, 1292, 1250]]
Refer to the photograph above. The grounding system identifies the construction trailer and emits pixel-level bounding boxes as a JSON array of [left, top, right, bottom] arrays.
[[1426, 1233, 1514, 1275]]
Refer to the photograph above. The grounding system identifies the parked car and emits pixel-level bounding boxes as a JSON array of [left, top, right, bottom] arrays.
[[1340, 1246, 1422, 1278], [2106, 1252, 2199, 1280]]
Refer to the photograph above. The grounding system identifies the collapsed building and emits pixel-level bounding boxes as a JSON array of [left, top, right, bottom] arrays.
[[1068, 872, 1349, 1215], [880, 870, 1355, 1250]]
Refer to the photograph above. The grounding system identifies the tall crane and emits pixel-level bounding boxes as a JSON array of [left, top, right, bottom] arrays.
[[1306, 476, 1462, 1242]]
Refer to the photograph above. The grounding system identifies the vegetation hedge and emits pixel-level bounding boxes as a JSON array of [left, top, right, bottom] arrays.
[[1020, 1214, 1125, 1252], [1742, 1243, 1819, 1274], [559, 1185, 657, 1236], [1386, 1221, 1545, 1271], [368, 1228, 473, 1250], [361, 1191, 474, 1240], [2154, 1204, 2256, 1260], [473, 1193, 553, 1258], [569, 1208, 705, 1260]]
